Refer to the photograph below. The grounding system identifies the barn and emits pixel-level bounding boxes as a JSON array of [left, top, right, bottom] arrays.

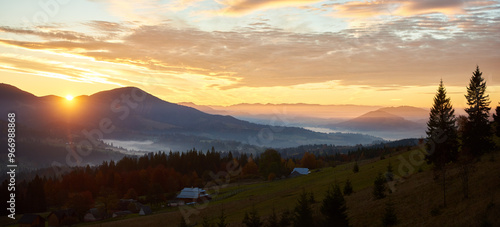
[[18, 214, 45, 227], [289, 168, 310, 177], [176, 187, 212, 203]]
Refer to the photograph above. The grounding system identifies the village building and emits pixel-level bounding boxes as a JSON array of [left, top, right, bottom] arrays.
[[18, 214, 45, 227], [289, 168, 310, 177], [47, 209, 78, 227], [176, 187, 212, 203]]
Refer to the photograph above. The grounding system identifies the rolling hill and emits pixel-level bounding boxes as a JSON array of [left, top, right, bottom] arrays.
[[327, 109, 427, 140], [0, 84, 382, 159]]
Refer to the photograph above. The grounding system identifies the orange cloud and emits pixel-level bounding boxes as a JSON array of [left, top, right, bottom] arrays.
[[215, 0, 322, 16], [332, 0, 493, 18]]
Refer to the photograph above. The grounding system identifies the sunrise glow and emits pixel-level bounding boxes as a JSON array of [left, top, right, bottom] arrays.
[[65, 95, 74, 101], [0, 0, 498, 108]]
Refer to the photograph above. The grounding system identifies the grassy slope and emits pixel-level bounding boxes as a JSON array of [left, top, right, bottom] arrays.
[[79, 149, 499, 226]]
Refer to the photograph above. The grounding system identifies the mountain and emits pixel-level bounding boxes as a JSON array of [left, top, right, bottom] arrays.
[[327, 109, 426, 140], [378, 106, 429, 122], [0, 84, 383, 158]]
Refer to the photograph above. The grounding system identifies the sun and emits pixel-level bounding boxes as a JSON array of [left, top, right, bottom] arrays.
[[65, 95, 74, 101]]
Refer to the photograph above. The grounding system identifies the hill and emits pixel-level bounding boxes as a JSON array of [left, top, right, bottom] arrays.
[[327, 110, 426, 140], [0, 84, 383, 166], [71, 149, 500, 227]]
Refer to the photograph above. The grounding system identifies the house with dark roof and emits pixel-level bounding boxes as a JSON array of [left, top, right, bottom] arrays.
[[18, 214, 45, 227], [176, 187, 212, 203], [289, 168, 310, 177], [47, 209, 78, 227], [139, 206, 152, 216], [112, 210, 133, 218], [84, 208, 105, 222]]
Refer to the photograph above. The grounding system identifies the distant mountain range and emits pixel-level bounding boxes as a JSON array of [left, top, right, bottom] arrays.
[[0, 84, 384, 168], [180, 103, 430, 140]]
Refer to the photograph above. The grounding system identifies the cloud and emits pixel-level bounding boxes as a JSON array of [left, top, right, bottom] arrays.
[[215, 0, 323, 16], [332, 0, 498, 18], [0, 9, 499, 93]]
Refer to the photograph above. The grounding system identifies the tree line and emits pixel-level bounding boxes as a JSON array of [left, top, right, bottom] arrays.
[[425, 66, 500, 206]]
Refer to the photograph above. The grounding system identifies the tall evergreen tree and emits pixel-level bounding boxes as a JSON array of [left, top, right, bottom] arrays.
[[343, 179, 353, 196], [321, 184, 349, 227], [425, 80, 458, 207], [426, 79, 459, 167], [373, 172, 387, 200], [293, 190, 313, 227], [463, 66, 493, 156], [242, 207, 263, 227], [493, 105, 500, 137]]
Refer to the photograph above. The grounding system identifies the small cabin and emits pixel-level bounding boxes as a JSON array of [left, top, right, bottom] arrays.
[[47, 209, 78, 227], [84, 208, 105, 222], [18, 214, 45, 227], [289, 168, 310, 177], [176, 187, 212, 203], [139, 206, 152, 216]]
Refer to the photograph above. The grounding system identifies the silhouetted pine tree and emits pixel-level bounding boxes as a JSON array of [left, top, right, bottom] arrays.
[[373, 172, 386, 200], [463, 66, 494, 156], [352, 162, 359, 173], [321, 184, 349, 227], [217, 208, 227, 227], [266, 207, 279, 227], [426, 79, 459, 167], [382, 200, 398, 226], [493, 105, 500, 137], [343, 179, 353, 196], [425, 80, 459, 206], [279, 209, 292, 227], [242, 207, 263, 227], [293, 190, 313, 227], [179, 216, 188, 227]]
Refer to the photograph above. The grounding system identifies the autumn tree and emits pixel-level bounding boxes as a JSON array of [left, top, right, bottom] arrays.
[[300, 152, 317, 169], [259, 149, 285, 178], [66, 191, 94, 221]]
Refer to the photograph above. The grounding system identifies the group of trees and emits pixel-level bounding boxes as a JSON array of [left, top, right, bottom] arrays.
[[1, 147, 361, 218], [234, 185, 349, 227], [426, 66, 500, 206]]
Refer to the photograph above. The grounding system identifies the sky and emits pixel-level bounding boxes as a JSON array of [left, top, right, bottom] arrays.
[[0, 0, 499, 108]]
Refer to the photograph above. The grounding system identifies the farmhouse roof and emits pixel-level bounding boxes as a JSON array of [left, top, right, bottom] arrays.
[[177, 187, 207, 199], [291, 168, 310, 175]]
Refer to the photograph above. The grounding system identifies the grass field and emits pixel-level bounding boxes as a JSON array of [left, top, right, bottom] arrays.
[[5, 148, 498, 227], [83, 147, 440, 226]]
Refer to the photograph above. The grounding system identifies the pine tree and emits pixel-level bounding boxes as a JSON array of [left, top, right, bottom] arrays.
[[343, 179, 353, 196], [425, 80, 458, 207], [426, 79, 459, 167], [266, 207, 279, 227], [293, 190, 313, 227], [179, 216, 188, 227], [321, 184, 349, 227], [373, 172, 386, 200], [493, 105, 500, 137], [242, 207, 263, 227], [352, 162, 359, 173], [217, 208, 227, 227], [279, 209, 292, 227], [463, 66, 493, 156], [381, 200, 398, 226]]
